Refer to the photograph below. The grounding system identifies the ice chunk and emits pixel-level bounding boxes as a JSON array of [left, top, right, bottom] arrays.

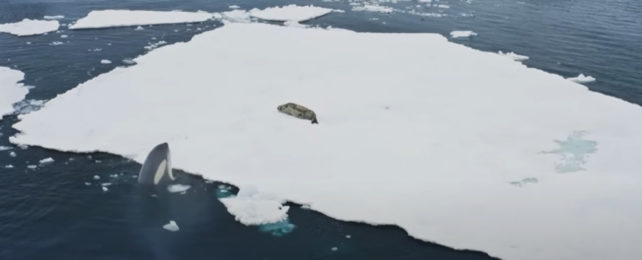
[[567, 73, 596, 83], [163, 220, 180, 232], [0, 67, 29, 119], [26, 165, 37, 169], [219, 187, 289, 225], [498, 51, 529, 61], [0, 146, 11, 151], [450, 30, 477, 38], [44, 15, 65, 20], [5, 164, 14, 169], [102, 186, 109, 192], [84, 182, 91, 186], [144, 41, 167, 50], [11, 23, 642, 260], [60, 34, 68, 38], [69, 10, 213, 30], [167, 184, 191, 193], [93, 175, 101, 180], [0, 19, 59, 36], [352, 4, 394, 13], [249, 5, 334, 22], [49, 41, 64, 46], [9, 151, 16, 157], [100, 59, 112, 64], [229, 5, 240, 9], [134, 26, 144, 31], [39, 157, 54, 164]]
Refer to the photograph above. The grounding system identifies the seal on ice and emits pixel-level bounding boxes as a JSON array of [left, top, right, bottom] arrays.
[[277, 103, 318, 124]]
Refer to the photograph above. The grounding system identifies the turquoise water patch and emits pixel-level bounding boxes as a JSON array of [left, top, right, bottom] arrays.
[[215, 184, 234, 198], [544, 131, 597, 173], [258, 219, 296, 237]]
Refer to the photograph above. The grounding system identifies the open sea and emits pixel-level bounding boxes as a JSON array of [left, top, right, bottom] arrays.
[[1, 0, 640, 259]]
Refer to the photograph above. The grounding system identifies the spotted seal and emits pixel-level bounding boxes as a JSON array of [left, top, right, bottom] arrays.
[[277, 103, 318, 124]]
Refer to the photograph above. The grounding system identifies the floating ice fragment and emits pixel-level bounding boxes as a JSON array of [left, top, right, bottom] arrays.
[[44, 15, 65, 20], [39, 157, 54, 164], [331, 247, 338, 251], [27, 165, 37, 169], [9, 151, 16, 157], [0, 146, 11, 151], [101, 182, 112, 186], [84, 182, 91, 186], [566, 74, 596, 83], [49, 41, 64, 46], [249, 5, 334, 22], [93, 175, 101, 180], [163, 220, 180, 232], [0, 19, 60, 36], [60, 34, 68, 38], [5, 164, 14, 169], [144, 41, 167, 50], [352, 4, 394, 13], [498, 51, 529, 61], [220, 187, 289, 225], [229, 5, 240, 9], [122, 58, 136, 65], [167, 184, 191, 193], [450, 30, 477, 38], [100, 59, 112, 64], [102, 186, 109, 192], [69, 10, 213, 30], [345, 234, 351, 239], [134, 26, 144, 31]]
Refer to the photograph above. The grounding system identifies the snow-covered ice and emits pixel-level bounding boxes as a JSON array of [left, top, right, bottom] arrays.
[[69, 10, 213, 30], [0, 67, 28, 119], [249, 5, 334, 22], [450, 30, 477, 38], [163, 220, 180, 232], [567, 73, 596, 83], [167, 184, 191, 193], [11, 22, 642, 260], [100, 59, 112, 64], [219, 187, 289, 225], [352, 4, 395, 13], [219, 10, 252, 23], [0, 19, 59, 36], [498, 51, 529, 61], [44, 15, 65, 20], [39, 157, 54, 164]]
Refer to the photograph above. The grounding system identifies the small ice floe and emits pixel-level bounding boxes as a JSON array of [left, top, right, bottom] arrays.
[[60, 34, 68, 38], [5, 164, 14, 169], [49, 41, 64, 46], [102, 186, 109, 192], [498, 51, 529, 62], [144, 41, 167, 50], [9, 151, 17, 157], [93, 175, 101, 180], [566, 73, 596, 83], [219, 187, 289, 225], [100, 59, 112, 64], [167, 184, 191, 193], [84, 182, 91, 186], [510, 177, 538, 187], [450, 30, 477, 38], [229, 5, 240, 9], [352, 4, 395, 13], [134, 26, 144, 31], [27, 164, 37, 169], [69, 10, 213, 30], [101, 182, 112, 186], [437, 4, 450, 8], [0, 19, 60, 36], [345, 234, 351, 239], [0, 146, 11, 151], [44, 15, 65, 20], [0, 67, 26, 118], [13, 99, 45, 115], [163, 220, 180, 232], [109, 173, 119, 178], [219, 10, 252, 23], [331, 247, 338, 251], [39, 157, 54, 164], [122, 58, 136, 65], [249, 5, 335, 23]]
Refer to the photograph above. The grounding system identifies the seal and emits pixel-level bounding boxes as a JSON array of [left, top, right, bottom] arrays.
[[277, 103, 318, 124]]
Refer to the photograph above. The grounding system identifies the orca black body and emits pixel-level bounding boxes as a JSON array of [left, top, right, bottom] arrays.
[[138, 143, 175, 185]]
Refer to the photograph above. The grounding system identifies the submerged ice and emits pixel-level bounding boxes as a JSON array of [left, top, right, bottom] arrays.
[[11, 22, 642, 260]]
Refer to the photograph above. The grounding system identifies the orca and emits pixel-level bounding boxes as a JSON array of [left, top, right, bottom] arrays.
[[138, 142, 175, 185]]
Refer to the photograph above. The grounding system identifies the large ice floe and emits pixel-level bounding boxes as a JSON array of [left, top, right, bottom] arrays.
[[249, 5, 334, 22], [0, 19, 59, 36], [68, 10, 213, 30], [11, 22, 642, 260], [0, 67, 28, 119]]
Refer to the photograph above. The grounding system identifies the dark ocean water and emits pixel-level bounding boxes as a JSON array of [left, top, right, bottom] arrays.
[[0, 0, 640, 259]]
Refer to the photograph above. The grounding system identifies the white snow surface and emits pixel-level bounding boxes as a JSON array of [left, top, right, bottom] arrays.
[[249, 5, 334, 22], [69, 10, 213, 30], [0, 19, 59, 36], [567, 73, 596, 83], [0, 67, 28, 119], [498, 51, 529, 61], [10, 23, 642, 260], [450, 30, 477, 38]]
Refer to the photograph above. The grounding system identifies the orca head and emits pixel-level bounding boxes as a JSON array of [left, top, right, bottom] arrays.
[[138, 142, 175, 186]]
